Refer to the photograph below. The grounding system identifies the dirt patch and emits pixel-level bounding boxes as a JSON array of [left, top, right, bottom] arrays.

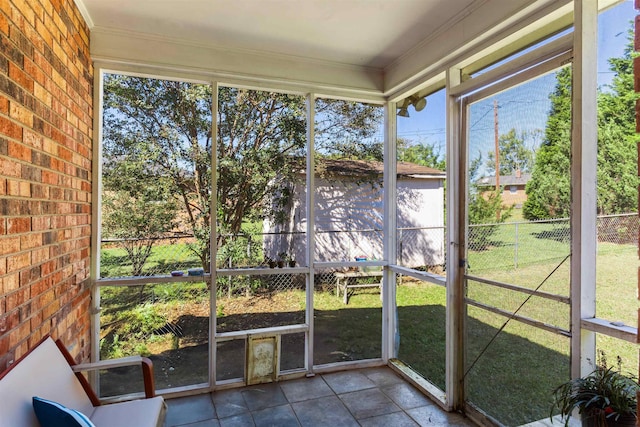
[[101, 290, 362, 395]]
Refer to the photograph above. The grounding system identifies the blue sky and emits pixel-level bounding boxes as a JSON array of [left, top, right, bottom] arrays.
[[396, 0, 634, 172]]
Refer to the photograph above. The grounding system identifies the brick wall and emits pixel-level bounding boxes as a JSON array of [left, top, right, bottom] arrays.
[[0, 0, 92, 369]]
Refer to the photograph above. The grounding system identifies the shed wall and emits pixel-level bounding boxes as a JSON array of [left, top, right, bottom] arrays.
[[264, 176, 444, 268]]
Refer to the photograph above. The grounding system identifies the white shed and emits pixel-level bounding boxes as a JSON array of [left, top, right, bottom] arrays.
[[264, 159, 445, 268]]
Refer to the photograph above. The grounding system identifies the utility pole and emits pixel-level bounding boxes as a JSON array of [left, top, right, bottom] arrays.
[[494, 99, 501, 220]]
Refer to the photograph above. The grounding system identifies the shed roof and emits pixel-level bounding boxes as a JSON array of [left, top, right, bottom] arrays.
[[477, 172, 531, 187], [313, 159, 445, 179]]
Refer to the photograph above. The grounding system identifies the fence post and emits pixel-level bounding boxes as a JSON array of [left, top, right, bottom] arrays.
[[398, 228, 403, 266], [228, 255, 232, 298], [514, 222, 518, 269]]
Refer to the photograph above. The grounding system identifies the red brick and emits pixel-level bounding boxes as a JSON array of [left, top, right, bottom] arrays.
[[29, 309, 43, 332], [19, 233, 41, 250], [7, 140, 30, 161], [8, 63, 34, 92], [23, 128, 43, 149], [9, 101, 33, 126], [0, 158, 20, 178], [9, 321, 30, 348], [6, 288, 31, 314], [10, 0, 35, 27], [0, 12, 8, 36], [0, 95, 8, 114], [0, 116, 23, 140], [636, 16, 640, 52], [30, 278, 48, 298], [34, 19, 53, 48], [6, 217, 30, 234], [6, 251, 29, 272], [41, 170, 57, 185], [40, 259, 56, 276], [0, 236, 20, 256], [6, 179, 30, 197], [0, 335, 8, 358], [31, 216, 50, 231], [42, 296, 59, 319]]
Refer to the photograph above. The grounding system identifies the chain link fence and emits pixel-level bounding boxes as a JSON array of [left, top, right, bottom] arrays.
[[467, 213, 638, 272], [100, 213, 637, 293]]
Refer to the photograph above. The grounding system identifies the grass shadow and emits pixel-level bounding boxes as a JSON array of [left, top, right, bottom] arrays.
[[397, 303, 569, 426], [532, 226, 571, 243]]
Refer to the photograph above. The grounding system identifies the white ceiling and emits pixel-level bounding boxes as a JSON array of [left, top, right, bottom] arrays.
[[75, 0, 480, 70]]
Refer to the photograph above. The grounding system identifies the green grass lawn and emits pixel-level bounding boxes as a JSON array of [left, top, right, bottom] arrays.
[[100, 242, 203, 278]]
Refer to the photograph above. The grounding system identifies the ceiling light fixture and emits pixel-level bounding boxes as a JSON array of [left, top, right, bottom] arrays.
[[411, 95, 427, 112], [397, 98, 411, 117], [397, 94, 427, 116]]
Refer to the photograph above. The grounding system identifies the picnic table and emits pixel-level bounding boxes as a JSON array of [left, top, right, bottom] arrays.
[[335, 270, 383, 304]]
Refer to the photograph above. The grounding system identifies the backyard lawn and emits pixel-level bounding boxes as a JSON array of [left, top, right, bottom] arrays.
[[98, 216, 637, 427]]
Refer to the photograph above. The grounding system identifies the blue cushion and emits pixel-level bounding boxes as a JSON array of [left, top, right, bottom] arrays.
[[32, 396, 95, 427]]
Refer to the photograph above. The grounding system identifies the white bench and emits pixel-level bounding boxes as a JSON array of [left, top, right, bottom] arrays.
[[0, 336, 165, 427]]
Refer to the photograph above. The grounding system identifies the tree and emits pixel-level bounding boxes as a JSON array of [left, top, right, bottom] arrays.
[[485, 128, 535, 175], [103, 76, 214, 270], [398, 138, 446, 170], [315, 98, 384, 161], [524, 32, 638, 220], [595, 33, 638, 215], [468, 154, 514, 250], [523, 66, 572, 220], [103, 76, 383, 272], [102, 161, 178, 276]]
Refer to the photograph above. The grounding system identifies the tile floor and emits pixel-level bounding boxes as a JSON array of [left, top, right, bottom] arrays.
[[163, 367, 475, 427]]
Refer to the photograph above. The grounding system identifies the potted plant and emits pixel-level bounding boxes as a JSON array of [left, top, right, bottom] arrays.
[[550, 352, 639, 427], [276, 252, 286, 268], [285, 253, 296, 267], [265, 257, 277, 268], [278, 252, 296, 267]]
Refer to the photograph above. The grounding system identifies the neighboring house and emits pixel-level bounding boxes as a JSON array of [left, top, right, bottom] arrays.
[[477, 170, 531, 208], [264, 159, 446, 269]]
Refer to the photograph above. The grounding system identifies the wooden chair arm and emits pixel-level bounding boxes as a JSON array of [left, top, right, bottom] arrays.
[[72, 356, 157, 399], [55, 339, 156, 405], [73, 356, 143, 371]]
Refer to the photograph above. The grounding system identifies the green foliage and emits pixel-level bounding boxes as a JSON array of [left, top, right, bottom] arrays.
[[102, 190, 178, 276], [468, 155, 514, 249], [596, 36, 639, 215], [101, 304, 166, 358], [101, 130, 180, 276], [103, 76, 383, 273], [525, 34, 639, 220], [485, 128, 536, 175], [104, 75, 213, 270], [217, 222, 264, 268], [523, 66, 572, 220], [468, 188, 514, 250], [551, 351, 639, 426], [398, 138, 446, 170], [314, 98, 384, 160]]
